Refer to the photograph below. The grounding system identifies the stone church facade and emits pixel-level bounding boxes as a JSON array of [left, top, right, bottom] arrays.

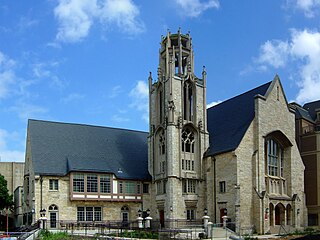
[[22, 31, 306, 234]]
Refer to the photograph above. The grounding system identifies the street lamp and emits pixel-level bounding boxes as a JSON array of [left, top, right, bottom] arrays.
[[39, 209, 47, 229], [145, 209, 152, 228], [146, 208, 151, 217], [137, 209, 143, 228]]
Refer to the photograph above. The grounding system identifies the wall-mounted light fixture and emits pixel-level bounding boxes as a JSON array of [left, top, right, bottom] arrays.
[[204, 208, 208, 216]]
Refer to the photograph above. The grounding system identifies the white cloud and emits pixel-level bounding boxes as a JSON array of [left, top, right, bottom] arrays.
[[0, 51, 16, 99], [32, 61, 65, 89], [111, 114, 129, 123], [0, 129, 25, 162], [129, 81, 149, 122], [291, 29, 320, 103], [175, 0, 219, 17], [295, 0, 320, 17], [54, 0, 144, 43], [61, 93, 85, 103], [10, 102, 48, 120], [207, 100, 222, 108], [108, 85, 122, 98], [99, 0, 145, 34], [257, 29, 320, 104], [258, 40, 290, 68]]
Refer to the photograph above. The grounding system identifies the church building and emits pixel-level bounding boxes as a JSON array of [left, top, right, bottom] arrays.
[[22, 30, 306, 235]]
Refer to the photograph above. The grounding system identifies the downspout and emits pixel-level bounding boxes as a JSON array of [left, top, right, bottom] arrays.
[[213, 157, 217, 223], [40, 176, 43, 210]]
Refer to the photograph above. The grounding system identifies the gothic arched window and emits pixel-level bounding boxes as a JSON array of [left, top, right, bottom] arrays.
[[183, 82, 194, 121], [182, 128, 195, 153]]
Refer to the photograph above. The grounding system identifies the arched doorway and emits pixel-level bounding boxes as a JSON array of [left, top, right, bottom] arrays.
[[121, 206, 129, 227], [286, 204, 292, 225], [48, 204, 58, 229], [275, 203, 285, 225], [269, 203, 274, 226]]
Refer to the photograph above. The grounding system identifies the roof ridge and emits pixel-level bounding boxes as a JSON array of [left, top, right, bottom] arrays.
[[207, 81, 272, 109], [303, 99, 320, 107], [28, 119, 148, 134]]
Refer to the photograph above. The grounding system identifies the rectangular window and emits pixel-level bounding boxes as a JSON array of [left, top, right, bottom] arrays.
[[77, 206, 102, 222], [119, 181, 123, 194], [143, 183, 149, 193], [49, 179, 59, 191], [77, 207, 85, 221], [156, 181, 161, 195], [94, 207, 102, 221], [87, 174, 98, 192], [73, 174, 84, 192], [125, 182, 136, 194], [183, 179, 196, 193], [86, 207, 94, 221], [100, 175, 111, 193], [219, 181, 226, 193], [163, 180, 166, 194], [182, 159, 184, 170], [187, 209, 195, 220], [137, 183, 141, 194]]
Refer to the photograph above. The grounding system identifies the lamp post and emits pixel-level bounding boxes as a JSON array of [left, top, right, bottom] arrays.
[[145, 209, 152, 228], [137, 209, 143, 228], [202, 208, 210, 237], [39, 209, 47, 229]]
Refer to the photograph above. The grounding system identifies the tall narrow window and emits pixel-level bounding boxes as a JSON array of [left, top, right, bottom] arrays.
[[267, 139, 283, 177], [219, 181, 226, 193], [159, 90, 163, 123], [100, 175, 111, 193], [159, 129, 165, 155], [73, 174, 84, 192], [183, 82, 193, 121], [87, 174, 98, 192]]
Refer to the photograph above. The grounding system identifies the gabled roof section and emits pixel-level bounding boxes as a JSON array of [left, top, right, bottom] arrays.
[[28, 119, 151, 180], [206, 81, 272, 156], [294, 104, 314, 122], [303, 100, 320, 121]]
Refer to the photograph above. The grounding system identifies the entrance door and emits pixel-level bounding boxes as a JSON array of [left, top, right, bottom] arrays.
[[159, 210, 164, 228], [220, 208, 227, 223], [50, 212, 57, 228]]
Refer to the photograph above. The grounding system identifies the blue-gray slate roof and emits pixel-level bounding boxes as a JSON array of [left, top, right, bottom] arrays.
[[28, 119, 151, 180], [206, 81, 272, 156], [294, 106, 314, 122], [303, 100, 320, 121]]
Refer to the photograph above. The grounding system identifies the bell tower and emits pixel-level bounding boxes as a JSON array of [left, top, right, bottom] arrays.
[[148, 30, 209, 225]]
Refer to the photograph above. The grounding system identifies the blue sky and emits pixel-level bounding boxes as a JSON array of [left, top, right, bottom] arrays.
[[0, 0, 320, 162]]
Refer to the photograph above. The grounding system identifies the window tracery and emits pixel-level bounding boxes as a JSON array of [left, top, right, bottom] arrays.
[[182, 128, 195, 153]]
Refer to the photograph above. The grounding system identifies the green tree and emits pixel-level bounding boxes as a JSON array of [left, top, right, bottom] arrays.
[[0, 174, 14, 211]]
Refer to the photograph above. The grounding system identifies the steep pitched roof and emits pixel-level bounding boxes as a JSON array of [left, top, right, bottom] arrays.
[[294, 105, 314, 122], [28, 119, 151, 180], [303, 100, 320, 121], [206, 81, 272, 156]]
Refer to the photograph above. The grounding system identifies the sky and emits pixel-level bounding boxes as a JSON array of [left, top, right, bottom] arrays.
[[0, 0, 320, 162]]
